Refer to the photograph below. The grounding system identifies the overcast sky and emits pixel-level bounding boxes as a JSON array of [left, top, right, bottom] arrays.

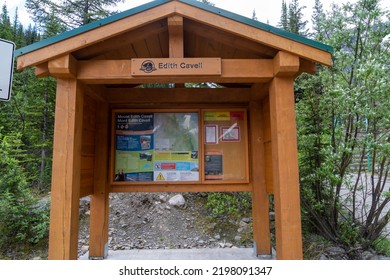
[[1, 0, 389, 28]]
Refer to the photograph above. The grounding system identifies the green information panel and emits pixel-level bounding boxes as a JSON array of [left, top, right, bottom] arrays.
[[114, 112, 199, 182]]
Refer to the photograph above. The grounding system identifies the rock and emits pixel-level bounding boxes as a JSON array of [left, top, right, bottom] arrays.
[[326, 246, 347, 259], [362, 250, 379, 260], [234, 235, 242, 241], [238, 226, 251, 233], [35, 196, 50, 211], [327, 246, 346, 255], [207, 223, 217, 230], [319, 254, 328, 260], [168, 194, 186, 208], [81, 245, 89, 254], [269, 212, 275, 221], [214, 234, 221, 240], [159, 195, 167, 203]]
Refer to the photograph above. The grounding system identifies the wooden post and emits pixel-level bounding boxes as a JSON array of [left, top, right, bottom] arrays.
[[89, 101, 110, 259], [249, 101, 271, 255], [48, 79, 84, 260], [269, 76, 303, 259], [168, 15, 184, 58]]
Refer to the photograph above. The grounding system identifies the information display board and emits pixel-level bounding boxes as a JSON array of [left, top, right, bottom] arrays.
[[112, 109, 249, 185], [203, 110, 248, 183], [114, 111, 199, 182]]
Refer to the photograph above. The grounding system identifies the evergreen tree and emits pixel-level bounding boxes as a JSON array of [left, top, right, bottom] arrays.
[[252, 9, 258, 21], [288, 0, 309, 36], [198, 0, 215, 6], [25, 0, 124, 30], [24, 24, 41, 46], [279, 0, 288, 30], [312, 0, 325, 40], [0, 4, 13, 40]]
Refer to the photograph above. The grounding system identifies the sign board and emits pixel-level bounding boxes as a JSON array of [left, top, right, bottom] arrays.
[[114, 111, 199, 182], [0, 39, 15, 101], [131, 58, 221, 76]]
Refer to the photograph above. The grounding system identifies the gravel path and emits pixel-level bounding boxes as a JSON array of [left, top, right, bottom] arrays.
[[78, 193, 254, 257]]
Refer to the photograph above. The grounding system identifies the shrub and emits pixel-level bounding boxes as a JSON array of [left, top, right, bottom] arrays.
[[0, 131, 49, 251]]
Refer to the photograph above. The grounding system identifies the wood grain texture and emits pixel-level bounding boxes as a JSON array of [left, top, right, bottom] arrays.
[[269, 77, 303, 260], [89, 101, 110, 259], [48, 79, 84, 260], [249, 101, 271, 255]]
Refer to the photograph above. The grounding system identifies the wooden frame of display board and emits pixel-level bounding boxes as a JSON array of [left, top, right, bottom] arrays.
[[14, 0, 333, 260], [110, 108, 249, 192]]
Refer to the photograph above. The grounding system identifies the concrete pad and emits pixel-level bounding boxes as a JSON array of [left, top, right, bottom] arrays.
[[80, 248, 274, 260]]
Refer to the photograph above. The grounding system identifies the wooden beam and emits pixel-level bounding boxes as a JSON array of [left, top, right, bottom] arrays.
[[269, 77, 303, 260], [249, 101, 271, 255], [298, 58, 317, 75], [261, 95, 273, 194], [89, 101, 110, 259], [35, 62, 49, 77], [273, 51, 300, 77], [110, 183, 252, 193], [168, 15, 184, 58], [77, 59, 274, 84], [106, 88, 252, 104], [48, 54, 77, 78], [48, 79, 84, 260]]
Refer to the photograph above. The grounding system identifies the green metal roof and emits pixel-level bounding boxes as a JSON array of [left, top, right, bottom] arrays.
[[15, 0, 333, 58]]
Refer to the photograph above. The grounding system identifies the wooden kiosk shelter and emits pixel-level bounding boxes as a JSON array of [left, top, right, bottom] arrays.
[[15, 0, 332, 260]]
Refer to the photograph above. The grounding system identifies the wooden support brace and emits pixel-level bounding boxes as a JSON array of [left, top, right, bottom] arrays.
[[48, 54, 77, 78], [168, 15, 184, 58], [261, 96, 274, 194], [48, 79, 84, 260], [35, 62, 49, 77], [273, 51, 300, 77], [298, 58, 317, 75], [249, 101, 271, 256], [89, 101, 110, 259]]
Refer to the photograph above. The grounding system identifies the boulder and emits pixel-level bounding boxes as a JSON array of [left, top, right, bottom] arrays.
[[168, 194, 186, 208]]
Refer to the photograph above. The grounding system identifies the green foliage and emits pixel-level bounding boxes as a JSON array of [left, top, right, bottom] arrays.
[[0, 131, 49, 249], [296, 0, 390, 250], [374, 238, 390, 257], [26, 0, 126, 30], [198, 0, 215, 6], [278, 0, 308, 35], [207, 192, 252, 217]]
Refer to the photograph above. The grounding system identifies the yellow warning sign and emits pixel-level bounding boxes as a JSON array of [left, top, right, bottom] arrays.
[[156, 172, 165, 181]]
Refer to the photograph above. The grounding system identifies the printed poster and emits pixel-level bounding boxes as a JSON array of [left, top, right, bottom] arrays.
[[114, 112, 199, 182]]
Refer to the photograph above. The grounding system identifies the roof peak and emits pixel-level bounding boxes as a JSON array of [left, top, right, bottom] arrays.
[[15, 0, 332, 65]]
